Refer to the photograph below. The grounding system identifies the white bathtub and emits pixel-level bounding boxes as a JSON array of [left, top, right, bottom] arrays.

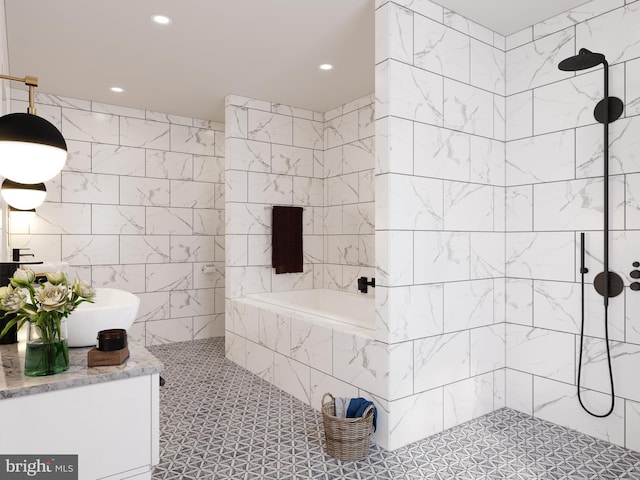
[[246, 288, 374, 330]]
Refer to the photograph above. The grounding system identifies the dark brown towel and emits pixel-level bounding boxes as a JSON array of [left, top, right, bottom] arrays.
[[272, 206, 303, 274]]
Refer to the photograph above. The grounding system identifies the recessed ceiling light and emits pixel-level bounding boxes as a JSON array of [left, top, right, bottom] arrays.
[[110, 87, 124, 93], [319, 64, 334, 71], [151, 14, 172, 25]]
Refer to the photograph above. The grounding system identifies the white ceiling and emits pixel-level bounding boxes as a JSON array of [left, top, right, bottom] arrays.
[[4, 0, 590, 123]]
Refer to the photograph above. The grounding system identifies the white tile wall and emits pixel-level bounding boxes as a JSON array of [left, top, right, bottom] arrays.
[[533, 64, 624, 135], [414, 231, 470, 283], [470, 323, 505, 375], [444, 279, 494, 332], [628, 58, 640, 116], [506, 130, 575, 185], [378, 59, 444, 125], [374, 0, 507, 449], [575, 2, 640, 64], [470, 40, 505, 95], [577, 116, 640, 177], [443, 79, 494, 137], [505, 232, 575, 281], [414, 14, 469, 83], [375, 283, 443, 343], [384, 388, 443, 450], [443, 182, 494, 231], [506, 28, 533, 51], [413, 123, 470, 181], [506, 28, 575, 95], [533, 0, 623, 39], [505, 368, 533, 414], [534, 376, 625, 445], [627, 401, 640, 452], [9, 91, 225, 346], [504, 0, 640, 452], [506, 324, 575, 383], [414, 331, 470, 392], [225, 93, 374, 300], [443, 10, 493, 44], [505, 91, 533, 140], [61, 109, 119, 144], [443, 372, 495, 429], [221, 0, 640, 454]]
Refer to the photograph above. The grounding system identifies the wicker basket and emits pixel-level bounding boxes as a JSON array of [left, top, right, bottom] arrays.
[[321, 393, 375, 461]]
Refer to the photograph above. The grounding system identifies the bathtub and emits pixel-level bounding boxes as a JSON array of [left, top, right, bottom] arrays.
[[246, 288, 374, 330], [226, 288, 386, 442]]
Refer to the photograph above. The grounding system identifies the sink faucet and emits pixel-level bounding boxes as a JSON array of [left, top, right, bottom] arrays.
[[12, 248, 34, 262], [357, 276, 375, 294]]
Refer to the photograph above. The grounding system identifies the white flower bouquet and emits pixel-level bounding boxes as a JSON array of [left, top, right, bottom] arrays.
[[0, 267, 96, 375]]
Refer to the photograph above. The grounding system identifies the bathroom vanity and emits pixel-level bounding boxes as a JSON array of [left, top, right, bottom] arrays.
[[0, 342, 163, 479]]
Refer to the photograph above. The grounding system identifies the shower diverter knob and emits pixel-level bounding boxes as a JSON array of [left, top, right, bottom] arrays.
[[631, 283, 640, 291], [631, 270, 640, 279], [593, 271, 624, 298]]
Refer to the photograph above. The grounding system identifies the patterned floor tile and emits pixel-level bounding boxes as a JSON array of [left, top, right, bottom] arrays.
[[150, 338, 640, 479]]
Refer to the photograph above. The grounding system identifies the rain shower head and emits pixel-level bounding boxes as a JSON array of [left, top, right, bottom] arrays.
[[558, 48, 606, 71]]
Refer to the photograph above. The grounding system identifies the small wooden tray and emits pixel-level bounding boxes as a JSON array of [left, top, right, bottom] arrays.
[[87, 345, 130, 367]]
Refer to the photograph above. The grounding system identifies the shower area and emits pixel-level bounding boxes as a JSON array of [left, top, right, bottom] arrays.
[[224, 0, 640, 452]]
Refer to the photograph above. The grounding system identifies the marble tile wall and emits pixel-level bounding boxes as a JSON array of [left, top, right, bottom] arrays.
[[504, 0, 640, 451], [8, 89, 225, 346], [324, 96, 376, 293], [224, 93, 375, 300], [225, 95, 324, 299], [376, 0, 506, 450]]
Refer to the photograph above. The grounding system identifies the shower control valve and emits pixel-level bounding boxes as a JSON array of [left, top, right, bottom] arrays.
[[593, 271, 624, 298], [631, 283, 640, 292], [357, 276, 375, 294], [631, 270, 640, 279]]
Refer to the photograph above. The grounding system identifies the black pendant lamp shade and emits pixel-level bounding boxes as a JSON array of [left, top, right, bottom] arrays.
[[0, 112, 68, 184]]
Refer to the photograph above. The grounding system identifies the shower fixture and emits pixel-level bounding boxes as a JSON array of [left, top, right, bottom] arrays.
[[558, 48, 624, 418], [357, 276, 375, 294]]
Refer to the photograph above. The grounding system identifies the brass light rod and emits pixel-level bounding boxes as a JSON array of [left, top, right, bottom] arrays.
[[0, 73, 39, 114]]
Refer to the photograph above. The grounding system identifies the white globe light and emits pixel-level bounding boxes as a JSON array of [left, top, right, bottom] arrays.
[[1, 179, 47, 209], [0, 142, 66, 183], [8, 207, 36, 227]]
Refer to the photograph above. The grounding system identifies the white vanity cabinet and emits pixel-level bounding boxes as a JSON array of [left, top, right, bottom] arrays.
[[0, 343, 162, 479]]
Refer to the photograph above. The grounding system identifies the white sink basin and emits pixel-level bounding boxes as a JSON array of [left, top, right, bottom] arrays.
[[66, 288, 140, 347]]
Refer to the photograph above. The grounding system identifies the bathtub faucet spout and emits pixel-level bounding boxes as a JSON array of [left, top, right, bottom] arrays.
[[357, 276, 375, 294]]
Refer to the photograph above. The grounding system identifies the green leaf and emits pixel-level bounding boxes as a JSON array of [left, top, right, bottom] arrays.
[[0, 317, 18, 338]]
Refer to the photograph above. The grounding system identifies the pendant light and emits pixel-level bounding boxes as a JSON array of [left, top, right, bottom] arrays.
[[1, 179, 47, 209], [8, 206, 36, 226], [0, 74, 67, 184]]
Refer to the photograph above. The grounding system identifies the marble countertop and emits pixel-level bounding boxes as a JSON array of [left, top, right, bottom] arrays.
[[0, 342, 164, 400]]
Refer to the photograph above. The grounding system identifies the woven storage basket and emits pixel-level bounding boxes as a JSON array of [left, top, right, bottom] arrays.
[[321, 393, 375, 461]]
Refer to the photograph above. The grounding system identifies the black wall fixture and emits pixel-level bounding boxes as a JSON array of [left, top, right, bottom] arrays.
[[559, 48, 624, 418]]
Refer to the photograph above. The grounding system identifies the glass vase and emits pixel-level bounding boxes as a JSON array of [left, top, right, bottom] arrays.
[[24, 319, 70, 376]]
